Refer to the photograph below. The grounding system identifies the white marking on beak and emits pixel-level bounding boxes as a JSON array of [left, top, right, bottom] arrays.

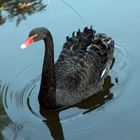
[[20, 44, 27, 49]]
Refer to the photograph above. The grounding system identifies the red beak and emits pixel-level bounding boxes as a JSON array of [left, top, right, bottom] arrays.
[[20, 34, 37, 49]]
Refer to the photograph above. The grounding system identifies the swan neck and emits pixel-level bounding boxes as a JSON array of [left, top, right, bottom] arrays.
[[38, 31, 57, 109]]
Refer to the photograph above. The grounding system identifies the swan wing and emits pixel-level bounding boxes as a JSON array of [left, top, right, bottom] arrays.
[[55, 27, 114, 92]]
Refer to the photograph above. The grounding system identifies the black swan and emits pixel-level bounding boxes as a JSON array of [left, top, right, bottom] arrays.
[[20, 27, 114, 109]]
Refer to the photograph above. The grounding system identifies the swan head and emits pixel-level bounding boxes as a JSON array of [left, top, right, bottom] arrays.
[[20, 27, 48, 49]]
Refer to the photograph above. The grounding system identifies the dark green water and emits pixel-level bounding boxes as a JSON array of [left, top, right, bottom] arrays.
[[0, 0, 140, 140]]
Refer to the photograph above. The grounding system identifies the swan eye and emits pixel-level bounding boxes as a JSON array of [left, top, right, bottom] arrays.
[[33, 34, 38, 39], [34, 34, 38, 37], [34, 34, 38, 39]]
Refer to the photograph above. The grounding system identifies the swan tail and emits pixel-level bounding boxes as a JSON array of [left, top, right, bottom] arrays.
[[89, 33, 114, 59], [86, 33, 115, 81]]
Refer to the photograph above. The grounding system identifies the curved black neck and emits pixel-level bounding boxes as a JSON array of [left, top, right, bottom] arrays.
[[38, 30, 57, 109]]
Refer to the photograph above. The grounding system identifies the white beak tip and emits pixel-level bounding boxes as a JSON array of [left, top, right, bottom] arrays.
[[20, 44, 27, 49]]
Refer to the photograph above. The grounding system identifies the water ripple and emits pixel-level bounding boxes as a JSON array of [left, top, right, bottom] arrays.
[[1, 40, 129, 140], [2, 75, 43, 123], [2, 41, 129, 121]]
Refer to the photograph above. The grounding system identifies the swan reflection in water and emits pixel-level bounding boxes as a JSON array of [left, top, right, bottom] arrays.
[[0, 73, 115, 140], [40, 75, 114, 140]]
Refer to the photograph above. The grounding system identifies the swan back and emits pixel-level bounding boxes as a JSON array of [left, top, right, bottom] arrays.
[[55, 27, 114, 106]]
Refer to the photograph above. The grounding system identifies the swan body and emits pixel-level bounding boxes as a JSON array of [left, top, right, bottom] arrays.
[[21, 26, 114, 109]]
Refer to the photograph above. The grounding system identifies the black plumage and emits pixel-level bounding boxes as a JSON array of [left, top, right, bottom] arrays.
[[22, 26, 115, 109]]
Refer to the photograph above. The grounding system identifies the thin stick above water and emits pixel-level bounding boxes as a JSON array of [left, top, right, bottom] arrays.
[[60, 0, 86, 24]]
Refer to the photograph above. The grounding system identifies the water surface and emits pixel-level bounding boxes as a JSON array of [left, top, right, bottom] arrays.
[[0, 0, 140, 140]]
